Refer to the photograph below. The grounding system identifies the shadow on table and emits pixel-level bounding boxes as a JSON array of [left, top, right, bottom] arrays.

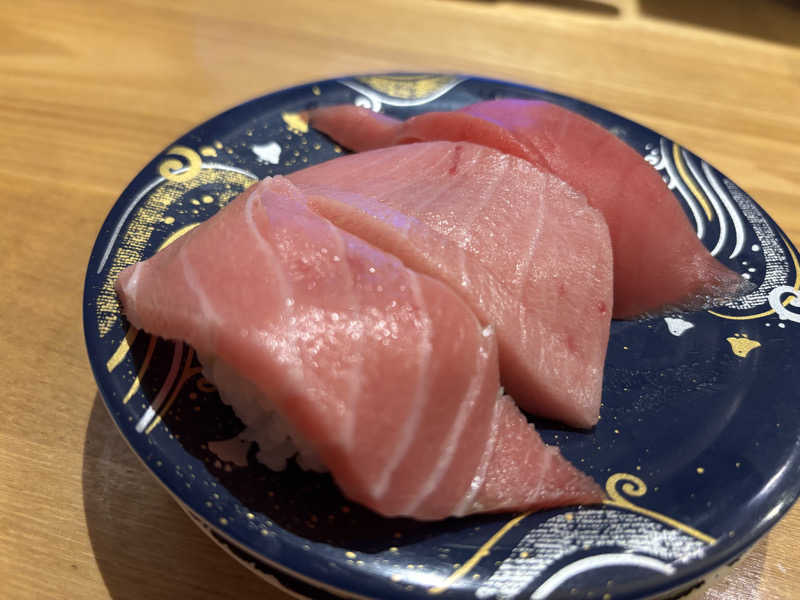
[[638, 0, 800, 47], [457, 0, 620, 16], [81, 393, 283, 600]]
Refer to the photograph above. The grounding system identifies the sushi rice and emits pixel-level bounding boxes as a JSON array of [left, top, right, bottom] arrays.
[[199, 354, 327, 473]]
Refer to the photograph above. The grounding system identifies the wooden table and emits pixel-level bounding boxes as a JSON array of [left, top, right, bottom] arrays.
[[2, 1, 799, 598]]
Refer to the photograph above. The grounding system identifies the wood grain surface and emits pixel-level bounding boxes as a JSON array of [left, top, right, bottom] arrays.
[[2, 0, 799, 598]]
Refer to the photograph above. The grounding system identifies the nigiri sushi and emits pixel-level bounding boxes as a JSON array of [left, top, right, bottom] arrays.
[[306, 101, 749, 318], [115, 176, 603, 520]]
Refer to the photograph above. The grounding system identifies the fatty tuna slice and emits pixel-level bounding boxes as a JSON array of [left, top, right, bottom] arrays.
[[307, 102, 748, 318], [290, 142, 613, 428], [115, 176, 603, 520]]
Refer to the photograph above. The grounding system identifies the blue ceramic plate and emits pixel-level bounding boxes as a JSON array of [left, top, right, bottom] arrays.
[[84, 75, 800, 600]]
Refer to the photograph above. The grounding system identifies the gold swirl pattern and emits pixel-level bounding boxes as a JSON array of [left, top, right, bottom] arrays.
[[158, 146, 203, 182], [603, 473, 715, 544], [605, 472, 647, 501]]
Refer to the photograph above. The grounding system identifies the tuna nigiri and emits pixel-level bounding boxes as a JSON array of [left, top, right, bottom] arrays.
[[115, 176, 603, 520], [306, 101, 748, 318], [290, 141, 613, 428]]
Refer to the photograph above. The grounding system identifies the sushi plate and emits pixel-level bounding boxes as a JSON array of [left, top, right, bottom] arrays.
[[83, 74, 800, 600]]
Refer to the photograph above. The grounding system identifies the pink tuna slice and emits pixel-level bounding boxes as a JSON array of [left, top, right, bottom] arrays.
[[290, 141, 612, 428], [115, 176, 603, 520], [307, 101, 748, 318]]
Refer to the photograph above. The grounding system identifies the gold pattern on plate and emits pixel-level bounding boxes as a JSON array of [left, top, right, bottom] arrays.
[[428, 511, 531, 594], [281, 111, 309, 134], [122, 334, 157, 405], [145, 348, 202, 434], [427, 473, 716, 594], [158, 146, 203, 183], [603, 473, 715, 544], [157, 223, 201, 251], [106, 326, 139, 372], [673, 143, 713, 221], [96, 165, 255, 337], [199, 146, 218, 157], [726, 333, 761, 357], [356, 75, 460, 101]]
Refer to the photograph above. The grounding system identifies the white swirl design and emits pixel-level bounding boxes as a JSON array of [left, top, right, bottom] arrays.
[[474, 508, 707, 600], [682, 151, 727, 257], [722, 178, 791, 311], [657, 138, 706, 240], [769, 286, 800, 323], [646, 142, 748, 261], [530, 554, 675, 600], [700, 161, 746, 259], [648, 140, 798, 315]]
